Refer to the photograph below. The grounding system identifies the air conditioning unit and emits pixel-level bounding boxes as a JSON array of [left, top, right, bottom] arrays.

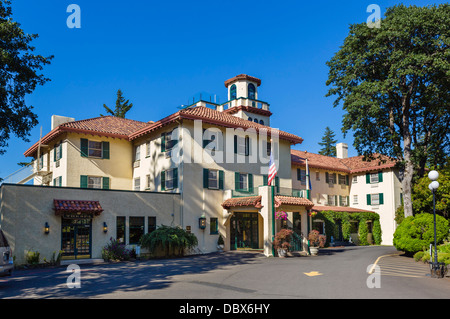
[[133, 160, 140, 168], [55, 160, 60, 168]]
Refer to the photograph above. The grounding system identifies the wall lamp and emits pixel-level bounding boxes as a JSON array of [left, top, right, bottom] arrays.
[[103, 222, 108, 233], [44, 222, 50, 235], [199, 214, 207, 230]]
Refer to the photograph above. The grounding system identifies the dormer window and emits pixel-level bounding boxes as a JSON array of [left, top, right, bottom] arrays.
[[248, 83, 256, 100], [230, 84, 237, 100]]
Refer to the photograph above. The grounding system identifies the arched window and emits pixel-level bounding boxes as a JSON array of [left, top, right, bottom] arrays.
[[230, 84, 237, 100], [248, 83, 256, 100], [248, 117, 252, 122], [259, 120, 264, 125], [254, 118, 258, 123]]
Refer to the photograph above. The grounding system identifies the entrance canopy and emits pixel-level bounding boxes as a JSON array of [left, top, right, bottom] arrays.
[[221, 195, 313, 210], [53, 199, 104, 217]]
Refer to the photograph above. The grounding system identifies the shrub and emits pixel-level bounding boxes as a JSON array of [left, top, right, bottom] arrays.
[[413, 251, 424, 262], [308, 230, 326, 248], [25, 250, 40, 265], [102, 237, 131, 261], [140, 225, 198, 258], [273, 229, 293, 251], [393, 213, 449, 255]]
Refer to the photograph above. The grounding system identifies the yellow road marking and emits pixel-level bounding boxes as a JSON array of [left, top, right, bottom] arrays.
[[368, 253, 400, 274], [304, 271, 323, 277]]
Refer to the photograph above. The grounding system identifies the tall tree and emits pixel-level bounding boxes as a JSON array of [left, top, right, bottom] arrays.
[[318, 126, 337, 157], [325, 4, 450, 218], [0, 0, 53, 155], [101, 89, 133, 118]]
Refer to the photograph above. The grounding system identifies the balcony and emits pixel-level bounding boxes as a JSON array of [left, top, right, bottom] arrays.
[[231, 186, 308, 198]]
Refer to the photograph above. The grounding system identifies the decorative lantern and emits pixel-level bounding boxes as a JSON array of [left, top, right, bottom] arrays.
[[199, 214, 207, 230]]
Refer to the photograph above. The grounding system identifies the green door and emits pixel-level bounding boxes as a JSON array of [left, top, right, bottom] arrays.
[[61, 216, 92, 259], [230, 213, 259, 250]]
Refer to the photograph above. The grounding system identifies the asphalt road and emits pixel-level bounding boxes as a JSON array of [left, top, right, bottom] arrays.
[[0, 246, 449, 300]]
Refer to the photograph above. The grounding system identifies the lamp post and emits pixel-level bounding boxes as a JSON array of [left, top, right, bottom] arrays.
[[428, 170, 443, 278]]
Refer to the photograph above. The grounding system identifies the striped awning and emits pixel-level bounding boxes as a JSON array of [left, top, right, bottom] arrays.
[[53, 199, 103, 216]]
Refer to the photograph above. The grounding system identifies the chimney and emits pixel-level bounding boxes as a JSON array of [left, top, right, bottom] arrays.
[[336, 143, 348, 159], [51, 115, 75, 130]]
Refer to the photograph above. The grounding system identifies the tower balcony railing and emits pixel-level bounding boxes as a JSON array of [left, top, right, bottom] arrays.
[[185, 97, 270, 113]]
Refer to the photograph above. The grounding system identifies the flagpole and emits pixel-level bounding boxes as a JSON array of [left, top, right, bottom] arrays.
[[271, 177, 275, 257]]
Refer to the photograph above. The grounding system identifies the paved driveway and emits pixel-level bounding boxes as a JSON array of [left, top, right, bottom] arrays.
[[0, 246, 448, 300]]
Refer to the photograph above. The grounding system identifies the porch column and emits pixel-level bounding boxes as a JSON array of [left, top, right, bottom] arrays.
[[259, 186, 274, 257]]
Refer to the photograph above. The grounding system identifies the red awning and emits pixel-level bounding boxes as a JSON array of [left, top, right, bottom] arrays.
[[53, 199, 103, 216]]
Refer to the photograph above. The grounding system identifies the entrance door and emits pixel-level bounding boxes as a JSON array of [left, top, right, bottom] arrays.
[[61, 217, 92, 259], [230, 213, 259, 250]]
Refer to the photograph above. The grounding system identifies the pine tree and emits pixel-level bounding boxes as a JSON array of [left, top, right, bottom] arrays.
[[318, 127, 337, 157], [101, 89, 133, 118]]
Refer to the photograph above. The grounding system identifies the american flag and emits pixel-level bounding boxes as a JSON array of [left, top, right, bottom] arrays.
[[268, 152, 277, 186]]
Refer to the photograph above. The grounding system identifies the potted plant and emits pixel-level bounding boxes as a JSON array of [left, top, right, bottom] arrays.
[[273, 229, 293, 258], [217, 234, 224, 251], [308, 230, 326, 255]]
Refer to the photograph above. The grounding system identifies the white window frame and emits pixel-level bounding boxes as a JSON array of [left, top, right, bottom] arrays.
[[239, 173, 248, 191], [135, 145, 141, 162], [88, 176, 102, 189], [208, 170, 219, 189], [146, 174, 151, 189], [352, 176, 358, 183], [134, 177, 141, 191], [327, 195, 336, 206], [146, 141, 151, 157], [370, 172, 379, 184], [371, 193, 380, 205], [165, 169, 175, 190], [353, 195, 358, 204], [88, 141, 103, 158]]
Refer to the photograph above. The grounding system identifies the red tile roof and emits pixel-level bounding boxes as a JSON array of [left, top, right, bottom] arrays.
[[24, 116, 148, 157], [53, 199, 104, 216], [311, 205, 374, 214], [129, 106, 303, 144], [224, 74, 262, 87], [274, 196, 314, 209], [291, 150, 397, 174], [221, 196, 262, 209]]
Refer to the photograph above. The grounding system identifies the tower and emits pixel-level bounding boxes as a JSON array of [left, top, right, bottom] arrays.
[[222, 74, 272, 126]]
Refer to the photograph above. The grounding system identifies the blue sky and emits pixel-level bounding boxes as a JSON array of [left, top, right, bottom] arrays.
[[0, 0, 445, 178]]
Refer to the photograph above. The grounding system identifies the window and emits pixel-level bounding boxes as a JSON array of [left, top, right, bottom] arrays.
[[203, 129, 219, 151], [230, 84, 237, 100], [352, 176, 358, 183], [313, 220, 325, 234], [161, 168, 178, 190], [54, 143, 62, 161], [316, 172, 320, 181], [134, 177, 140, 191], [148, 217, 156, 234], [210, 218, 218, 235], [367, 193, 384, 205], [338, 174, 347, 185], [297, 169, 306, 185], [248, 83, 256, 100], [129, 217, 144, 245], [80, 175, 109, 189], [80, 138, 109, 159], [253, 118, 258, 123], [234, 135, 250, 156], [339, 195, 349, 207], [88, 176, 102, 189], [161, 129, 178, 156], [326, 172, 337, 184], [53, 176, 62, 187], [259, 120, 264, 125], [327, 195, 337, 206], [146, 174, 151, 189], [134, 145, 141, 162], [234, 172, 254, 192], [39, 154, 44, 170], [146, 141, 150, 157], [116, 217, 126, 244], [353, 195, 358, 204], [88, 141, 102, 158], [248, 117, 252, 122], [366, 172, 383, 184], [208, 170, 219, 189]]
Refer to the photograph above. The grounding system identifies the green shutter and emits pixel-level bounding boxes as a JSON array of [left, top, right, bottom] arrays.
[[59, 143, 62, 160], [102, 142, 110, 159], [248, 174, 253, 193], [339, 195, 343, 206], [335, 195, 338, 206], [235, 172, 240, 190], [325, 172, 329, 183], [80, 139, 88, 157], [53, 145, 57, 162], [346, 196, 349, 206], [245, 136, 250, 156], [366, 173, 370, 184], [173, 168, 178, 189], [367, 194, 371, 205], [234, 135, 238, 154], [59, 176, 62, 187], [378, 171, 383, 183], [346, 175, 349, 185], [263, 174, 268, 186], [80, 175, 88, 188], [297, 169, 301, 181], [203, 168, 209, 188], [379, 193, 384, 205], [161, 133, 166, 152], [219, 170, 224, 190], [102, 177, 110, 189], [161, 171, 166, 191]]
